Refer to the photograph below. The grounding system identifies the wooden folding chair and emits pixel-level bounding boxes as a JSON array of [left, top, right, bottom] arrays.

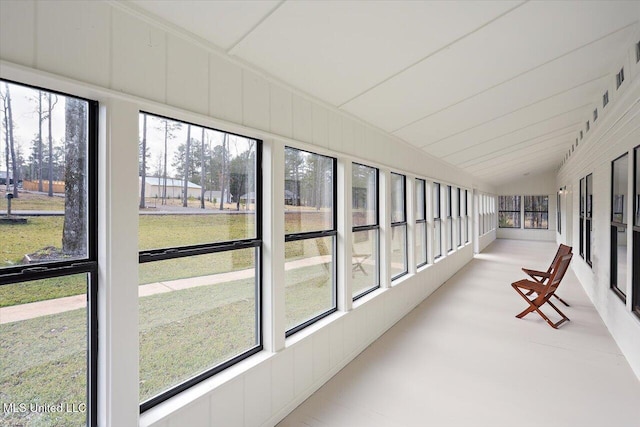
[[521, 244, 572, 307], [352, 249, 370, 277], [511, 253, 573, 329]]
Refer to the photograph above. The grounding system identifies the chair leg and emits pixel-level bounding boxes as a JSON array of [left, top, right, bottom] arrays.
[[553, 294, 570, 307]]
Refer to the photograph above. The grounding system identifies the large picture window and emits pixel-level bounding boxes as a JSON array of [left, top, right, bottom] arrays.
[[499, 196, 521, 228], [138, 113, 262, 411], [284, 147, 336, 335], [415, 179, 427, 268], [633, 146, 640, 319], [611, 154, 628, 301], [446, 185, 453, 252], [0, 80, 98, 426], [433, 182, 442, 259], [524, 196, 549, 229], [586, 174, 593, 266], [352, 163, 379, 299], [390, 173, 407, 279], [580, 177, 585, 259]]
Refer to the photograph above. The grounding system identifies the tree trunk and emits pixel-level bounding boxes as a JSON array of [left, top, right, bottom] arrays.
[[3, 92, 10, 193], [200, 127, 205, 209], [162, 121, 168, 205], [219, 133, 227, 210], [139, 113, 147, 209], [47, 94, 56, 196], [37, 91, 43, 192], [183, 125, 190, 208], [62, 97, 87, 255], [5, 83, 19, 198]]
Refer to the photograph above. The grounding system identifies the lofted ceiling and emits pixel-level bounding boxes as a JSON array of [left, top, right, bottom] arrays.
[[128, 0, 640, 186]]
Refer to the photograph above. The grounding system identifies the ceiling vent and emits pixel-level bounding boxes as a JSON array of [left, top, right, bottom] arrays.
[[616, 67, 624, 89], [603, 91, 609, 108]]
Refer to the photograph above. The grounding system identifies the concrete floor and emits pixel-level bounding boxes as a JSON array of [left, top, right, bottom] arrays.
[[278, 239, 640, 427]]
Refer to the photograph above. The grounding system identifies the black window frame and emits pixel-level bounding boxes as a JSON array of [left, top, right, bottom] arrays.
[[284, 146, 337, 336], [352, 162, 380, 301], [610, 153, 628, 302], [616, 67, 625, 89], [633, 145, 640, 319], [390, 172, 408, 280], [586, 173, 593, 267], [603, 91, 609, 108], [580, 177, 585, 259], [0, 79, 99, 427], [465, 189, 470, 243], [557, 189, 562, 234], [415, 178, 428, 268], [636, 41, 640, 63], [456, 187, 463, 248], [138, 112, 263, 411], [524, 195, 549, 230], [498, 195, 521, 229]]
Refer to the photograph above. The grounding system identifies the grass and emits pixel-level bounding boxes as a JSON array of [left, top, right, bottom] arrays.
[[0, 189, 66, 212]]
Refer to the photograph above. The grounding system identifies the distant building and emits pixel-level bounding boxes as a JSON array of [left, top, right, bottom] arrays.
[[139, 176, 202, 199]]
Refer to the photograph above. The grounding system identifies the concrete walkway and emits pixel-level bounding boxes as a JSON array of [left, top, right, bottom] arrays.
[[0, 255, 333, 325]]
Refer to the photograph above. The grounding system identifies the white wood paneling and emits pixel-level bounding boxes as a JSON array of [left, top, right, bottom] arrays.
[[292, 94, 313, 143], [242, 68, 270, 131], [312, 103, 329, 148], [112, 8, 166, 103], [271, 350, 294, 416], [269, 83, 293, 138], [244, 363, 272, 427], [0, 0, 35, 67], [293, 339, 314, 395], [208, 378, 244, 427], [166, 34, 208, 114], [167, 399, 209, 427]]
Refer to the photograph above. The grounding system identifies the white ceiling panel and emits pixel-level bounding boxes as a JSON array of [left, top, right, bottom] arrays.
[[230, 0, 518, 105], [124, 1, 640, 187], [131, 0, 280, 50], [342, 1, 639, 132]]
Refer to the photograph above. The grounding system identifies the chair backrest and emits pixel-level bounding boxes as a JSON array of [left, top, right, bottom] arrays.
[[547, 244, 572, 273], [537, 253, 573, 301]]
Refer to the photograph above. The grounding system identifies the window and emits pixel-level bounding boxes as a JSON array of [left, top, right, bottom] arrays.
[[524, 196, 549, 229], [593, 108, 598, 122], [0, 80, 98, 426], [352, 163, 379, 299], [580, 130, 583, 140], [284, 147, 336, 334], [138, 113, 262, 410], [557, 189, 562, 234], [465, 190, 471, 243], [433, 183, 442, 259], [446, 185, 453, 252], [616, 67, 625, 89], [633, 146, 640, 318], [415, 178, 427, 268], [580, 177, 585, 259], [586, 174, 594, 266], [611, 154, 628, 301], [603, 91, 609, 108], [390, 173, 407, 279], [457, 187, 463, 247], [636, 41, 640, 63], [499, 196, 521, 228], [586, 121, 590, 132]]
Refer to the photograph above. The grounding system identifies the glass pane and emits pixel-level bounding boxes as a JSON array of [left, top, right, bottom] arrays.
[[0, 274, 88, 426], [612, 224, 627, 296], [285, 236, 334, 330], [457, 218, 462, 247], [284, 148, 334, 234], [139, 248, 258, 403], [1, 82, 89, 268], [434, 220, 442, 258], [446, 186, 452, 217], [138, 114, 257, 250], [390, 224, 407, 279], [580, 178, 585, 215], [447, 221, 453, 251], [499, 212, 521, 228], [352, 229, 378, 298], [524, 212, 549, 229], [390, 173, 405, 223], [433, 183, 441, 219], [415, 222, 427, 266], [352, 163, 377, 227], [612, 154, 628, 224], [635, 148, 640, 226], [586, 174, 593, 218], [415, 179, 425, 220]]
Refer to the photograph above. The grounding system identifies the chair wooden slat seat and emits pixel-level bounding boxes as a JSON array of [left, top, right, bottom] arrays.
[[522, 244, 572, 307], [512, 253, 573, 329]]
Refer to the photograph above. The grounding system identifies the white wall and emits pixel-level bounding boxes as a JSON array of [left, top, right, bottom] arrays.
[[557, 35, 640, 379], [496, 170, 558, 241], [0, 2, 495, 426]]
